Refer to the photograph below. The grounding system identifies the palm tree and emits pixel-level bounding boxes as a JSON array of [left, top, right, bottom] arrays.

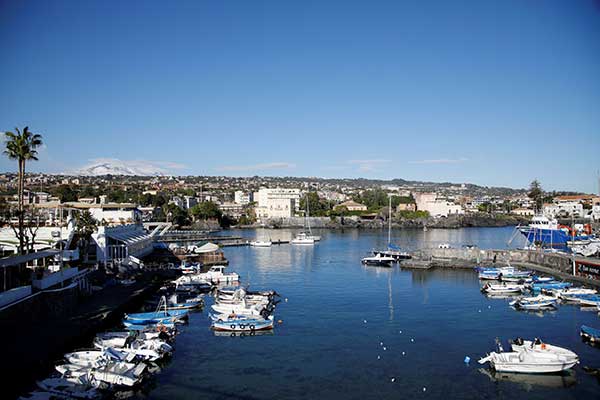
[[3, 127, 43, 254]]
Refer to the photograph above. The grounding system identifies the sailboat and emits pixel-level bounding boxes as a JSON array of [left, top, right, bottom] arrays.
[[291, 193, 319, 245], [372, 197, 412, 261]]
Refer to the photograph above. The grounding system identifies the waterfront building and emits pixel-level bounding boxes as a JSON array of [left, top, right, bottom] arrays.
[[414, 193, 464, 217], [396, 203, 417, 212], [253, 188, 301, 220]]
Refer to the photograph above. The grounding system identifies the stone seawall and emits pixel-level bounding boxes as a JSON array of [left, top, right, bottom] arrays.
[[412, 248, 600, 288]]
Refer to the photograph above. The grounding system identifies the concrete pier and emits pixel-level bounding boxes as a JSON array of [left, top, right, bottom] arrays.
[[409, 248, 600, 288]]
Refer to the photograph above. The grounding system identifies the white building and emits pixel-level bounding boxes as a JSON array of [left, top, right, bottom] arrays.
[[253, 188, 301, 220], [414, 193, 463, 217], [543, 201, 584, 218], [219, 202, 245, 219], [234, 191, 253, 205]]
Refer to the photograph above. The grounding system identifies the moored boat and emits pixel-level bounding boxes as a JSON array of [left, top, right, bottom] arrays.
[[510, 338, 578, 362], [510, 295, 557, 310], [581, 325, 600, 342], [478, 348, 578, 373]]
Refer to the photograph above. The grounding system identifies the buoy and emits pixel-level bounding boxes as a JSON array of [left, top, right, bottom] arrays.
[[464, 356, 470, 364], [364, 320, 367, 323], [391, 378, 396, 382], [277, 320, 283, 324], [285, 298, 288, 302], [411, 338, 414, 342], [380, 342, 384, 346], [487, 305, 491, 309], [401, 351, 406, 355], [377, 355, 381, 360], [423, 387, 427, 392], [383, 347, 387, 351], [399, 330, 402, 334]]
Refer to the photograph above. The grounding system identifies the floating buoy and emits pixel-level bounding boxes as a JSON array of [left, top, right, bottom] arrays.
[[487, 305, 491, 309], [383, 347, 387, 351], [364, 320, 367, 324], [285, 298, 288, 302], [423, 387, 427, 392], [401, 351, 406, 355], [391, 378, 396, 382], [380, 342, 384, 346], [399, 330, 402, 334], [411, 338, 414, 342], [377, 355, 381, 360], [464, 356, 470, 364], [478, 309, 481, 313], [277, 320, 283, 324]]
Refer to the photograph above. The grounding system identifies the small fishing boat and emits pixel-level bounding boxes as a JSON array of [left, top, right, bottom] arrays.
[[56, 360, 147, 387], [195, 265, 240, 283], [574, 294, 600, 307], [478, 348, 578, 373], [124, 297, 189, 324], [510, 338, 578, 362], [211, 300, 270, 317], [555, 287, 597, 301], [361, 253, 395, 267], [211, 314, 274, 332], [482, 283, 524, 294], [531, 281, 572, 293], [580, 325, 600, 342], [123, 321, 176, 331], [64, 348, 134, 368], [510, 295, 557, 310]]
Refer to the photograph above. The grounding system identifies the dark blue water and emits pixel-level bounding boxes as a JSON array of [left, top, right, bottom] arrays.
[[147, 228, 600, 400]]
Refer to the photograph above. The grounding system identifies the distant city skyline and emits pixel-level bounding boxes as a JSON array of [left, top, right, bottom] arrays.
[[1, 0, 599, 193]]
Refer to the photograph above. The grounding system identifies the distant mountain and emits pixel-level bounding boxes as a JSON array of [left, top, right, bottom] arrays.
[[75, 159, 170, 176]]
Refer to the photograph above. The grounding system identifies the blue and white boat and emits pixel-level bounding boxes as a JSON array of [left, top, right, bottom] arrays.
[[124, 321, 176, 331], [124, 296, 189, 325], [510, 295, 558, 310], [581, 325, 600, 343], [519, 215, 590, 247], [532, 281, 572, 293], [210, 314, 274, 332], [573, 294, 600, 307]]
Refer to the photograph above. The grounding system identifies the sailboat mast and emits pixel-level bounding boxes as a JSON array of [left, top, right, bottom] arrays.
[[388, 195, 392, 245]]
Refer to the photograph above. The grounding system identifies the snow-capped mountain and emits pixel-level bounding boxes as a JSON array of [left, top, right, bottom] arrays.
[[75, 159, 182, 176]]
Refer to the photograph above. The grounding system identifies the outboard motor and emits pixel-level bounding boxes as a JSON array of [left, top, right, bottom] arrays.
[[514, 337, 524, 346]]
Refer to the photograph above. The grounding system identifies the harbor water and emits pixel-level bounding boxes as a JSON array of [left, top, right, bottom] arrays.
[[146, 227, 600, 399]]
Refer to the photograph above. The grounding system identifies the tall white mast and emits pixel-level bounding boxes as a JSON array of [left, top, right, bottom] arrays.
[[388, 195, 392, 245]]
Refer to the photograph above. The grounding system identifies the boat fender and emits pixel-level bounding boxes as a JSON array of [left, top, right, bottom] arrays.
[[230, 324, 236, 330], [541, 343, 547, 350], [239, 324, 246, 329], [250, 324, 255, 331], [217, 319, 223, 322]]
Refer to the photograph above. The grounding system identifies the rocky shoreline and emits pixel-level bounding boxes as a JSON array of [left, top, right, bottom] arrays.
[[230, 213, 529, 230]]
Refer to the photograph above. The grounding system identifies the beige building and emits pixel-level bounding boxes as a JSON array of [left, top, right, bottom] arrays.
[[337, 200, 367, 212], [414, 193, 463, 217], [253, 188, 300, 220]]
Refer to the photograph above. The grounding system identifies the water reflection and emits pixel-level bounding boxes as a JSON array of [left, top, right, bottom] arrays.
[[478, 368, 577, 389]]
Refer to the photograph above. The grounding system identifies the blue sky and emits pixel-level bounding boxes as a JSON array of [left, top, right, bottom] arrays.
[[1, 0, 599, 192]]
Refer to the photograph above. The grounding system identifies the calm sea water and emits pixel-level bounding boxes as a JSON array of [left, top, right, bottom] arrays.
[[145, 227, 600, 400]]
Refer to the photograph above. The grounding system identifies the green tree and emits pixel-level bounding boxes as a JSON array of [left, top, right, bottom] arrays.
[[163, 203, 190, 226], [3, 126, 43, 254], [55, 185, 78, 202], [75, 210, 97, 263], [189, 201, 222, 221], [528, 180, 543, 212], [299, 192, 330, 217]]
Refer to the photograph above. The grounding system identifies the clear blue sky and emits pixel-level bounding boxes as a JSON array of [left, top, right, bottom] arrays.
[[1, 0, 599, 192]]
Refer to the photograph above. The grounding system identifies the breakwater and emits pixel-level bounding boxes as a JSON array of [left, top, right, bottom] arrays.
[[410, 247, 600, 288]]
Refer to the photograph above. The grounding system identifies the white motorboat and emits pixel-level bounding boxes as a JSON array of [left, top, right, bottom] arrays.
[[250, 240, 272, 247], [482, 283, 524, 294], [361, 253, 395, 266], [510, 338, 578, 362], [291, 232, 315, 245], [64, 349, 135, 368], [195, 265, 240, 284], [211, 300, 268, 317], [478, 348, 578, 373]]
